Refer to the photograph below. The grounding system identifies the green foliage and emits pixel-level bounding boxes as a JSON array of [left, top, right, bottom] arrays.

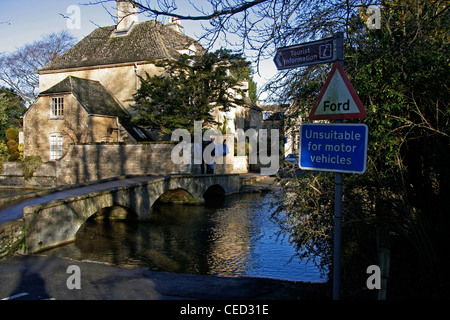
[[7, 139, 18, 149], [8, 152, 20, 162], [273, 172, 334, 273], [5, 128, 20, 162], [5, 128, 19, 141], [133, 49, 254, 134], [0, 140, 7, 174], [22, 156, 42, 180], [0, 88, 27, 141], [274, 0, 450, 296], [347, 0, 449, 219]]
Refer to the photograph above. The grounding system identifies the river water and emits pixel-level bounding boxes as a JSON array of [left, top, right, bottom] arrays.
[[41, 191, 327, 283]]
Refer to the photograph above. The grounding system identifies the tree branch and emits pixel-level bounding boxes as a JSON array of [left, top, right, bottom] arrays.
[[84, 0, 269, 20]]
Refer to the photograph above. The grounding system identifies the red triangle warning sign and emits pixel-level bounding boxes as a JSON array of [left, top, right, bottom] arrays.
[[309, 62, 366, 120]]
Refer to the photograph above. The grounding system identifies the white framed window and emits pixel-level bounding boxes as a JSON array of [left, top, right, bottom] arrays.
[[49, 133, 64, 160], [51, 97, 64, 118]]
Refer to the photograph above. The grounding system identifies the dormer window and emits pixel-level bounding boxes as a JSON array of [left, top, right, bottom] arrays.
[[178, 44, 197, 56], [188, 45, 196, 56], [51, 97, 64, 118]]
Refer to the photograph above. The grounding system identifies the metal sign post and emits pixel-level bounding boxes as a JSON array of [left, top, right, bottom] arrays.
[[334, 168, 343, 300], [333, 32, 344, 300]]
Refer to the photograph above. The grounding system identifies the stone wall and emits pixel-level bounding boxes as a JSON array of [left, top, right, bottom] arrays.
[[0, 143, 185, 188], [0, 142, 249, 188], [214, 156, 248, 174], [56, 142, 187, 185], [0, 221, 25, 258], [0, 162, 57, 188]]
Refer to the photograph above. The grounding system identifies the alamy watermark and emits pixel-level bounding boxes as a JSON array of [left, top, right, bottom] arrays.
[[171, 121, 280, 175], [366, 265, 381, 290], [360, 5, 381, 30], [66, 5, 81, 30], [66, 265, 81, 290]]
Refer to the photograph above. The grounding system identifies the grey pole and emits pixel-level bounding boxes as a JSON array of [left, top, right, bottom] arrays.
[[333, 170, 343, 300], [333, 31, 344, 300]]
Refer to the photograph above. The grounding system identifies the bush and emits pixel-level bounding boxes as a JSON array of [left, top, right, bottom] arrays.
[[8, 152, 20, 162], [7, 140, 18, 154], [22, 156, 42, 180], [5, 128, 18, 141], [5, 128, 19, 162], [0, 141, 7, 174]]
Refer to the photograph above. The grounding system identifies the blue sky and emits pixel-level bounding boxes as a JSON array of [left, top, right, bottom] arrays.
[[0, 0, 277, 98], [0, 0, 111, 52]]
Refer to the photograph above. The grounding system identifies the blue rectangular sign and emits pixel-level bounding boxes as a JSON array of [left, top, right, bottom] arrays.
[[300, 123, 368, 174]]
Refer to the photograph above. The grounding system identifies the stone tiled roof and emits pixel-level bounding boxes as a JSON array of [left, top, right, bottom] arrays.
[[40, 76, 149, 141], [39, 20, 205, 72]]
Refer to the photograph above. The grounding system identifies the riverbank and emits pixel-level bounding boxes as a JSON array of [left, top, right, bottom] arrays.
[[239, 174, 279, 193], [0, 254, 330, 300], [0, 173, 333, 301], [0, 173, 263, 259]]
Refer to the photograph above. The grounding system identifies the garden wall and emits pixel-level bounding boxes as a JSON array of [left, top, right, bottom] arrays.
[[0, 142, 249, 188]]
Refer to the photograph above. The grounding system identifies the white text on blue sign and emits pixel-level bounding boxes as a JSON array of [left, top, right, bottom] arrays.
[[300, 123, 368, 174]]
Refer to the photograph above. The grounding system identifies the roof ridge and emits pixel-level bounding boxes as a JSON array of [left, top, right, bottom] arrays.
[[38, 19, 205, 72], [156, 28, 171, 59]]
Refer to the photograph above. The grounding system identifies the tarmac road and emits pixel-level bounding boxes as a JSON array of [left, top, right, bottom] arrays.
[[0, 254, 329, 301]]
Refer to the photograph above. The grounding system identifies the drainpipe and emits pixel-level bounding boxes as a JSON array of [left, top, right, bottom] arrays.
[[134, 63, 139, 91]]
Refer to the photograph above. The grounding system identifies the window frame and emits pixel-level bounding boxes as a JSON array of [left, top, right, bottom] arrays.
[[49, 133, 64, 160], [50, 96, 64, 119]]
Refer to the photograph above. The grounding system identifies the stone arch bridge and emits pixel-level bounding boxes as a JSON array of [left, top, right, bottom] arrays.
[[21, 174, 240, 254]]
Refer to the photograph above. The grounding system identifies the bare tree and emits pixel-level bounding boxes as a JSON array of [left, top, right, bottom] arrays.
[[85, 0, 375, 100], [0, 30, 76, 105], [86, 1, 366, 54]]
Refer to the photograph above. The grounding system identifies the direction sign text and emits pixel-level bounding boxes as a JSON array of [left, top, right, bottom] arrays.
[[274, 37, 335, 70]]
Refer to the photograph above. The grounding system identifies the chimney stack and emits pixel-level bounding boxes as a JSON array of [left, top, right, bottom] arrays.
[[116, 0, 139, 35], [167, 17, 184, 33]]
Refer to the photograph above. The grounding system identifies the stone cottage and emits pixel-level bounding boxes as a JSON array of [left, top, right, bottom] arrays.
[[23, 1, 208, 161]]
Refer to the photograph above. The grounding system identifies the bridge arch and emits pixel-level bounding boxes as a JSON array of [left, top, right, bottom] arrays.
[[153, 188, 200, 206], [203, 184, 226, 199], [22, 174, 241, 253], [87, 205, 138, 221]]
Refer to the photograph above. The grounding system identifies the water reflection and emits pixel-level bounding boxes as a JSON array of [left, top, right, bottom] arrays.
[[42, 192, 326, 282]]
